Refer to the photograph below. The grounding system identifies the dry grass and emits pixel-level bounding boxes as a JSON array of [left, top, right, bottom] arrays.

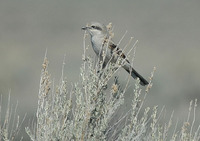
[[1, 24, 200, 140]]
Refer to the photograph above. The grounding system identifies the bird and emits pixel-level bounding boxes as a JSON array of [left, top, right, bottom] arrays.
[[82, 22, 149, 86]]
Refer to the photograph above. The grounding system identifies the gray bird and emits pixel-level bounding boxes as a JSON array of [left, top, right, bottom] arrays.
[[82, 22, 148, 86]]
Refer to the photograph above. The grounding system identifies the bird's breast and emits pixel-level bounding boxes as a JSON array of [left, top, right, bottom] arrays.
[[91, 35, 115, 64], [91, 36, 104, 55]]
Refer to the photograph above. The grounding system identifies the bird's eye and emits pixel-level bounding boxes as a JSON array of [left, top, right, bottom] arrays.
[[91, 25, 102, 31]]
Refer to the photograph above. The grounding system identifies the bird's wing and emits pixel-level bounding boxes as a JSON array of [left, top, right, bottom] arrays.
[[105, 39, 149, 86], [108, 40, 130, 63]]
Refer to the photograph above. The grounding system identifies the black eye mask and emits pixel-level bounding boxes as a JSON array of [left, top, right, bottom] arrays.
[[91, 25, 102, 31]]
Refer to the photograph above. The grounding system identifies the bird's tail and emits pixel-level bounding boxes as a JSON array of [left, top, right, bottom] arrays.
[[123, 63, 149, 86]]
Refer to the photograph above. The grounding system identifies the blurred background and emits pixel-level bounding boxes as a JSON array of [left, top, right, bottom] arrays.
[[0, 0, 200, 140]]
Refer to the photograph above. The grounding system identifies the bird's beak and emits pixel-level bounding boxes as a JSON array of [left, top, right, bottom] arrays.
[[81, 26, 88, 30], [81, 26, 91, 30]]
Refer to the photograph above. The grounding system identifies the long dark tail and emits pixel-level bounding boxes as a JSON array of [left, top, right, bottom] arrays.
[[123, 64, 149, 86]]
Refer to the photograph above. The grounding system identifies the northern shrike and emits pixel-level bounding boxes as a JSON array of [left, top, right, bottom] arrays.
[[82, 22, 149, 86]]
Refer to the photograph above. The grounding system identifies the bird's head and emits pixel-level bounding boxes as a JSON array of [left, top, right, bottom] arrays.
[[82, 22, 107, 37]]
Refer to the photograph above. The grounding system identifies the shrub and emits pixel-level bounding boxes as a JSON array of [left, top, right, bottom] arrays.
[[0, 93, 26, 141], [25, 29, 200, 140]]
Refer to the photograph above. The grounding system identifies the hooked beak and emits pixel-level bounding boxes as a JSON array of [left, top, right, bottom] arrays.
[[81, 27, 87, 30], [81, 26, 90, 30]]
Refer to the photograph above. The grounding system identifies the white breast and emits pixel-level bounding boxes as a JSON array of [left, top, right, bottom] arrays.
[[91, 35, 115, 64], [91, 35, 104, 56]]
